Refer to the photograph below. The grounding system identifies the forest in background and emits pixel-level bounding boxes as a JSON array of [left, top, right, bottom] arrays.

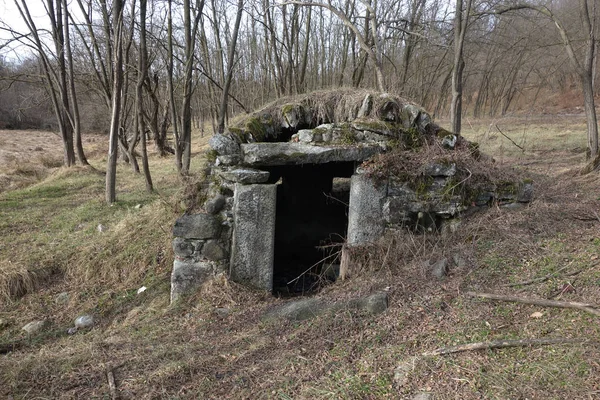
[[0, 0, 597, 178]]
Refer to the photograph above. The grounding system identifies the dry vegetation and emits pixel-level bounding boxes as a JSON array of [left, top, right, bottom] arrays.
[[1, 116, 600, 399]]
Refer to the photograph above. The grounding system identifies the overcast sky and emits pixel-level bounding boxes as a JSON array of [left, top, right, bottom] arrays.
[[1, 1, 53, 61]]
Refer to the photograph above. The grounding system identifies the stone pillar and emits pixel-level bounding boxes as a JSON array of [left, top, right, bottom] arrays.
[[230, 183, 277, 290], [347, 173, 388, 245]]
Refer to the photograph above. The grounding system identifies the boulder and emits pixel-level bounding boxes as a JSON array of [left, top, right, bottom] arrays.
[[209, 133, 241, 155]]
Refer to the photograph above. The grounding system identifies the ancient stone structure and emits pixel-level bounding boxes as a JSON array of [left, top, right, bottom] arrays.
[[170, 90, 532, 302]]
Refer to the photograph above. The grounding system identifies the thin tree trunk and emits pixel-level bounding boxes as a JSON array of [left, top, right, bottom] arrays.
[[217, 0, 244, 134], [137, 0, 153, 192], [106, 0, 124, 204], [450, 0, 472, 135], [62, 0, 87, 165]]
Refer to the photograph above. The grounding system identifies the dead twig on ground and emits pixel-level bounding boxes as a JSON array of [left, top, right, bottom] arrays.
[[495, 124, 525, 151], [465, 291, 600, 317], [423, 337, 587, 357], [106, 363, 118, 400]]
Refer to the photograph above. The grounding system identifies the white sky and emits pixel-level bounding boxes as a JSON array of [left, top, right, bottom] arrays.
[[1, 1, 55, 61]]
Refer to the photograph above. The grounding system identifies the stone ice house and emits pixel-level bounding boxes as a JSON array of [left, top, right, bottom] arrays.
[[170, 90, 532, 302]]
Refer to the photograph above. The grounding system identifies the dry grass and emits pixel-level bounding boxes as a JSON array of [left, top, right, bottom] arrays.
[[1, 116, 600, 399]]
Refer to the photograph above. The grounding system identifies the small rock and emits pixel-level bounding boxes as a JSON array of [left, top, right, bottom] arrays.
[[441, 134, 457, 149], [55, 292, 70, 304], [263, 298, 326, 321], [137, 286, 147, 295], [298, 129, 318, 143], [352, 292, 389, 314], [134, 204, 142, 209], [74, 315, 95, 329], [431, 258, 449, 279], [172, 238, 204, 258], [67, 327, 78, 335], [518, 181, 534, 203], [202, 240, 227, 261], [216, 155, 241, 166], [97, 224, 107, 233], [214, 308, 230, 318], [423, 163, 456, 177], [22, 320, 47, 335], [204, 195, 226, 214], [452, 253, 468, 268]]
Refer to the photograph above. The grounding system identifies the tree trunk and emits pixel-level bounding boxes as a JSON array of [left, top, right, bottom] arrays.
[[217, 0, 244, 133], [450, 0, 472, 135], [582, 73, 599, 158], [62, 0, 87, 165], [137, 0, 153, 192], [106, 0, 124, 204]]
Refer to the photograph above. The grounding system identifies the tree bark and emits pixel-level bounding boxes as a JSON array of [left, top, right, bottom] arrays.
[[137, 0, 153, 192], [62, 0, 88, 165], [450, 0, 472, 135], [106, 0, 124, 204], [217, 0, 244, 133]]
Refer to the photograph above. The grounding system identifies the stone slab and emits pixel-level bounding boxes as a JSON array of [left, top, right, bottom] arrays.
[[347, 174, 387, 245], [218, 168, 270, 184], [241, 142, 384, 166], [230, 184, 277, 290]]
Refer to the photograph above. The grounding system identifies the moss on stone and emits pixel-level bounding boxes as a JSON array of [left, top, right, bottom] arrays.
[[245, 117, 268, 142]]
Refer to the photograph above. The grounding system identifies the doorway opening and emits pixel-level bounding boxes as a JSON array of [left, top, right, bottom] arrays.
[[267, 162, 355, 296]]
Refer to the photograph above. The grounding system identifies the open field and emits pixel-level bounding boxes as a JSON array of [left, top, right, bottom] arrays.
[[1, 115, 600, 399]]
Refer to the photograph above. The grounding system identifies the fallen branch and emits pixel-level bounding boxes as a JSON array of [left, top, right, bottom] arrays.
[[106, 364, 118, 400], [465, 291, 600, 317], [495, 124, 524, 151], [502, 264, 577, 287], [423, 337, 586, 357]]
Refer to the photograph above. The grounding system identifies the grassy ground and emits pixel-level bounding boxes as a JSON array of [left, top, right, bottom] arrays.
[[1, 116, 600, 399]]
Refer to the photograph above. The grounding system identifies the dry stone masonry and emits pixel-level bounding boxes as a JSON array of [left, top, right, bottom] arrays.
[[170, 89, 533, 302]]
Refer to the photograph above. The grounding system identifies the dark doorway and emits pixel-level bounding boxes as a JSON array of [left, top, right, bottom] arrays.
[[267, 162, 354, 296]]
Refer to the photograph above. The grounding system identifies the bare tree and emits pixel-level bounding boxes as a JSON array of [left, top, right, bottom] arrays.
[[136, 0, 153, 192], [217, 0, 244, 133], [450, 0, 472, 135], [106, 0, 125, 204], [496, 1, 599, 169]]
